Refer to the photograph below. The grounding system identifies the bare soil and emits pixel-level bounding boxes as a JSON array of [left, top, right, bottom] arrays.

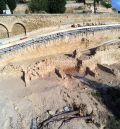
[[0, 41, 120, 129]]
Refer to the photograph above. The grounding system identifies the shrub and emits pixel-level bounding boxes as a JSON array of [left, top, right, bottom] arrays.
[[102, 1, 112, 8], [18, 0, 27, 3], [48, 0, 66, 13], [0, 0, 6, 14], [29, 0, 48, 13], [29, 0, 66, 13], [6, 0, 17, 14], [76, 0, 86, 4]]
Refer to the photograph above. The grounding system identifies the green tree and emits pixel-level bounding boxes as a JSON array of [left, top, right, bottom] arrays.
[[101, 0, 111, 8], [0, 0, 6, 14], [76, 0, 86, 4], [6, 0, 17, 14], [48, 0, 66, 13], [29, 0, 48, 13]]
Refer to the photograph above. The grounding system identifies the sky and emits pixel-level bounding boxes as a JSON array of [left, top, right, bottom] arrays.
[[112, 0, 120, 11]]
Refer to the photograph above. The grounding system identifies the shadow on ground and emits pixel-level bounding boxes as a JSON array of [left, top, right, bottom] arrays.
[[75, 76, 120, 118], [75, 76, 120, 129]]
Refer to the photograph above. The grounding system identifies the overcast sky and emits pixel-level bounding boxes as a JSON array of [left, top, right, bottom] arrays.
[[112, 0, 120, 11]]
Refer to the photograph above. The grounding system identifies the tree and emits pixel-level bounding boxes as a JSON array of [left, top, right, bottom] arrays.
[[29, 0, 66, 13], [48, 0, 66, 13], [29, 0, 48, 13], [93, 0, 97, 13], [93, 0, 101, 13], [101, 0, 112, 9], [76, 0, 86, 4], [6, 0, 17, 14], [0, 0, 6, 14], [18, 0, 27, 3]]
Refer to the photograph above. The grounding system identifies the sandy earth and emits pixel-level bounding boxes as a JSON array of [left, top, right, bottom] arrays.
[[0, 40, 120, 129], [0, 75, 104, 129]]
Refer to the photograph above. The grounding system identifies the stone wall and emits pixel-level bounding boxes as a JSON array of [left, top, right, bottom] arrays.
[[0, 14, 120, 38]]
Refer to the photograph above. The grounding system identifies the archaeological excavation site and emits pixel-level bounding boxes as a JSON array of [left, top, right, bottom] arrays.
[[0, 4, 120, 129]]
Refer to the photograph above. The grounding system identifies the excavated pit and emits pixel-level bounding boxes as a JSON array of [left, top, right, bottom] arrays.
[[0, 40, 120, 129]]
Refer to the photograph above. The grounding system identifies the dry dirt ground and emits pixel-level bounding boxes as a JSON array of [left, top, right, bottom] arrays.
[[0, 41, 120, 129]]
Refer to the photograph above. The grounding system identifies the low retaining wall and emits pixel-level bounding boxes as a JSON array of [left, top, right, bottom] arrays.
[[0, 14, 120, 38]]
